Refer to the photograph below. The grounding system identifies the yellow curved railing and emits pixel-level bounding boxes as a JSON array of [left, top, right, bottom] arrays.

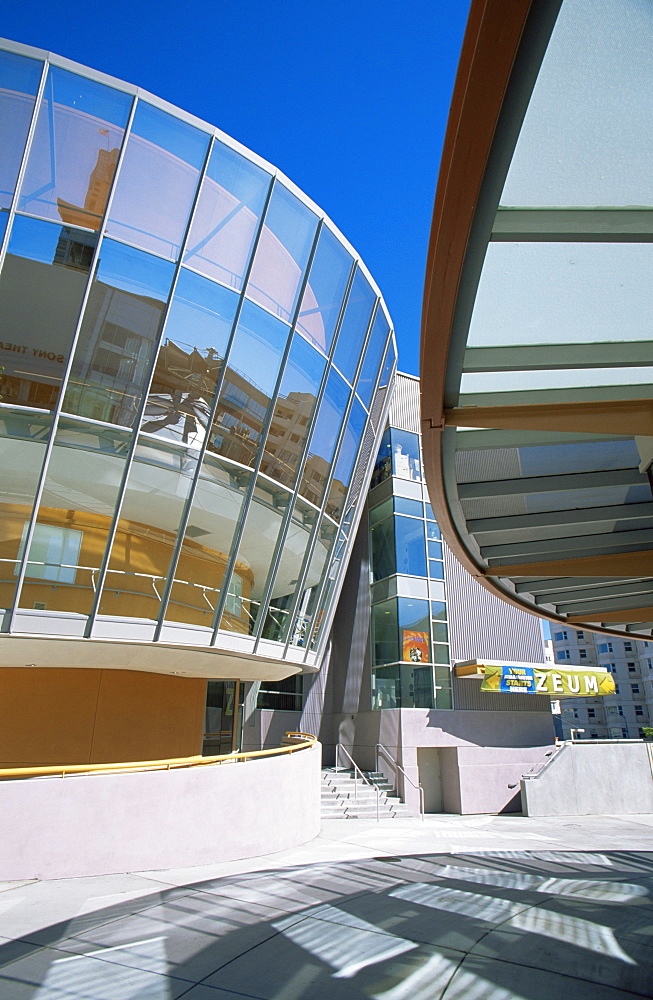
[[0, 732, 317, 781]]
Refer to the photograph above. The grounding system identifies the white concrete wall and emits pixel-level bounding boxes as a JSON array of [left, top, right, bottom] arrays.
[[522, 742, 653, 816], [0, 743, 321, 880]]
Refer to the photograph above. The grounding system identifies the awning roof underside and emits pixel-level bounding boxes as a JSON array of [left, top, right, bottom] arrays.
[[423, 0, 653, 638]]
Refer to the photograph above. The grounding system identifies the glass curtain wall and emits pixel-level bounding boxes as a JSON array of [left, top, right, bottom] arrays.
[[0, 41, 395, 668], [369, 426, 452, 709]]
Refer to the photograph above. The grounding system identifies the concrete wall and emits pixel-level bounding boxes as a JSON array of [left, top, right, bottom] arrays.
[[522, 742, 653, 817], [335, 708, 554, 815], [0, 741, 321, 880], [0, 667, 206, 765]]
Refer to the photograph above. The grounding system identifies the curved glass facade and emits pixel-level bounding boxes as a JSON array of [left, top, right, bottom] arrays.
[[0, 41, 396, 669]]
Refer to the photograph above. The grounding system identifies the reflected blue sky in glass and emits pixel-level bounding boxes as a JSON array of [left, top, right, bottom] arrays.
[[46, 66, 132, 127], [333, 268, 376, 383], [226, 298, 289, 398], [305, 368, 350, 467], [331, 396, 366, 492], [297, 225, 352, 353], [96, 238, 174, 300], [7, 214, 76, 262], [357, 308, 389, 408], [0, 51, 42, 209], [0, 211, 8, 244], [131, 101, 209, 168], [0, 49, 42, 94]]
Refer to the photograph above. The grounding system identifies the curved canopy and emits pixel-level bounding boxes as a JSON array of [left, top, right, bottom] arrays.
[[421, 0, 653, 639]]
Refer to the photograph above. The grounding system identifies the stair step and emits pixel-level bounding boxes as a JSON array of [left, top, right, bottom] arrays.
[[320, 767, 413, 820]]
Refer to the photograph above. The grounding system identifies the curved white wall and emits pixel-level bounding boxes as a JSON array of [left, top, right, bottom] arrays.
[[0, 743, 321, 880]]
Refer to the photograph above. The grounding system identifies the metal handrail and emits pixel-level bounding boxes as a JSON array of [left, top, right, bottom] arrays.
[[335, 743, 380, 821], [0, 732, 317, 781], [376, 742, 425, 820]]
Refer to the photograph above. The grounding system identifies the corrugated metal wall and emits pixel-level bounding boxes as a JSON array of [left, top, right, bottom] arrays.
[[388, 373, 421, 433], [444, 542, 550, 713]]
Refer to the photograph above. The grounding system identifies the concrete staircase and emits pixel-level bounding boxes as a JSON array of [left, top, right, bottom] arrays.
[[321, 767, 414, 820]]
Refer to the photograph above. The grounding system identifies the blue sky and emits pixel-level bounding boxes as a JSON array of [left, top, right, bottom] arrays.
[[2, 0, 471, 374]]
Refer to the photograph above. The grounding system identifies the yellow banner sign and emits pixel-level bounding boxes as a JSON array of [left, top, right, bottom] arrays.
[[481, 665, 615, 697]]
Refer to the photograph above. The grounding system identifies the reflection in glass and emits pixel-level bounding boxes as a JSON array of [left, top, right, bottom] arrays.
[[395, 497, 422, 517], [372, 598, 399, 666], [435, 666, 453, 708], [296, 226, 352, 352], [219, 479, 290, 634], [0, 409, 51, 608], [207, 299, 289, 468], [299, 369, 349, 507], [259, 332, 325, 486], [371, 514, 395, 582], [0, 216, 95, 409], [391, 427, 422, 481], [378, 340, 396, 390], [357, 308, 389, 409], [99, 437, 198, 622], [288, 519, 337, 647], [142, 269, 238, 448], [0, 50, 42, 211], [107, 101, 209, 260], [64, 240, 174, 426], [184, 139, 271, 289], [372, 597, 434, 708], [18, 420, 130, 615], [20, 68, 131, 229], [332, 268, 376, 383], [261, 497, 318, 641], [165, 456, 250, 628], [395, 515, 427, 577], [370, 427, 391, 489], [247, 183, 317, 322], [326, 397, 366, 520]]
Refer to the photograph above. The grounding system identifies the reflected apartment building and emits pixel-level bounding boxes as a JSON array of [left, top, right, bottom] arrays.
[[0, 40, 395, 766]]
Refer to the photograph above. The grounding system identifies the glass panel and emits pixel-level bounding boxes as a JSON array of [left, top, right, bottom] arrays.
[[203, 680, 238, 755], [219, 478, 290, 635], [296, 226, 352, 353], [432, 621, 448, 643], [395, 514, 427, 578], [63, 239, 174, 427], [399, 597, 431, 663], [431, 600, 447, 620], [427, 520, 441, 541], [469, 243, 653, 349], [0, 210, 7, 244], [19, 420, 130, 615], [184, 139, 271, 289], [288, 518, 336, 647], [395, 497, 422, 517], [99, 437, 198, 622], [259, 332, 325, 487], [429, 560, 444, 580], [368, 496, 392, 527], [20, 67, 131, 230], [378, 339, 396, 390], [0, 409, 51, 608], [207, 299, 289, 468], [141, 268, 238, 448], [0, 50, 42, 211], [261, 497, 318, 641], [501, 0, 653, 209], [247, 183, 317, 323], [428, 539, 443, 559], [370, 514, 395, 582], [107, 101, 209, 260], [299, 368, 349, 507], [332, 268, 376, 383], [435, 666, 453, 709], [433, 643, 450, 665], [356, 308, 389, 409], [0, 215, 95, 409], [391, 427, 422, 481], [370, 426, 392, 489], [165, 455, 250, 628], [372, 598, 399, 666], [325, 397, 366, 520]]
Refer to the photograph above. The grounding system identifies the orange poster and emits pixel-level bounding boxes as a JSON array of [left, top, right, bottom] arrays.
[[402, 630, 429, 664]]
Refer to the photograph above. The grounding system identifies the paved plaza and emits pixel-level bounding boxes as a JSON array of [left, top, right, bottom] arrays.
[[0, 813, 652, 999]]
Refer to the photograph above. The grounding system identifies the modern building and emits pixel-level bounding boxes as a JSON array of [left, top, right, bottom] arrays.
[[551, 628, 653, 739], [0, 38, 396, 766], [246, 373, 557, 815], [420, 0, 653, 641]]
